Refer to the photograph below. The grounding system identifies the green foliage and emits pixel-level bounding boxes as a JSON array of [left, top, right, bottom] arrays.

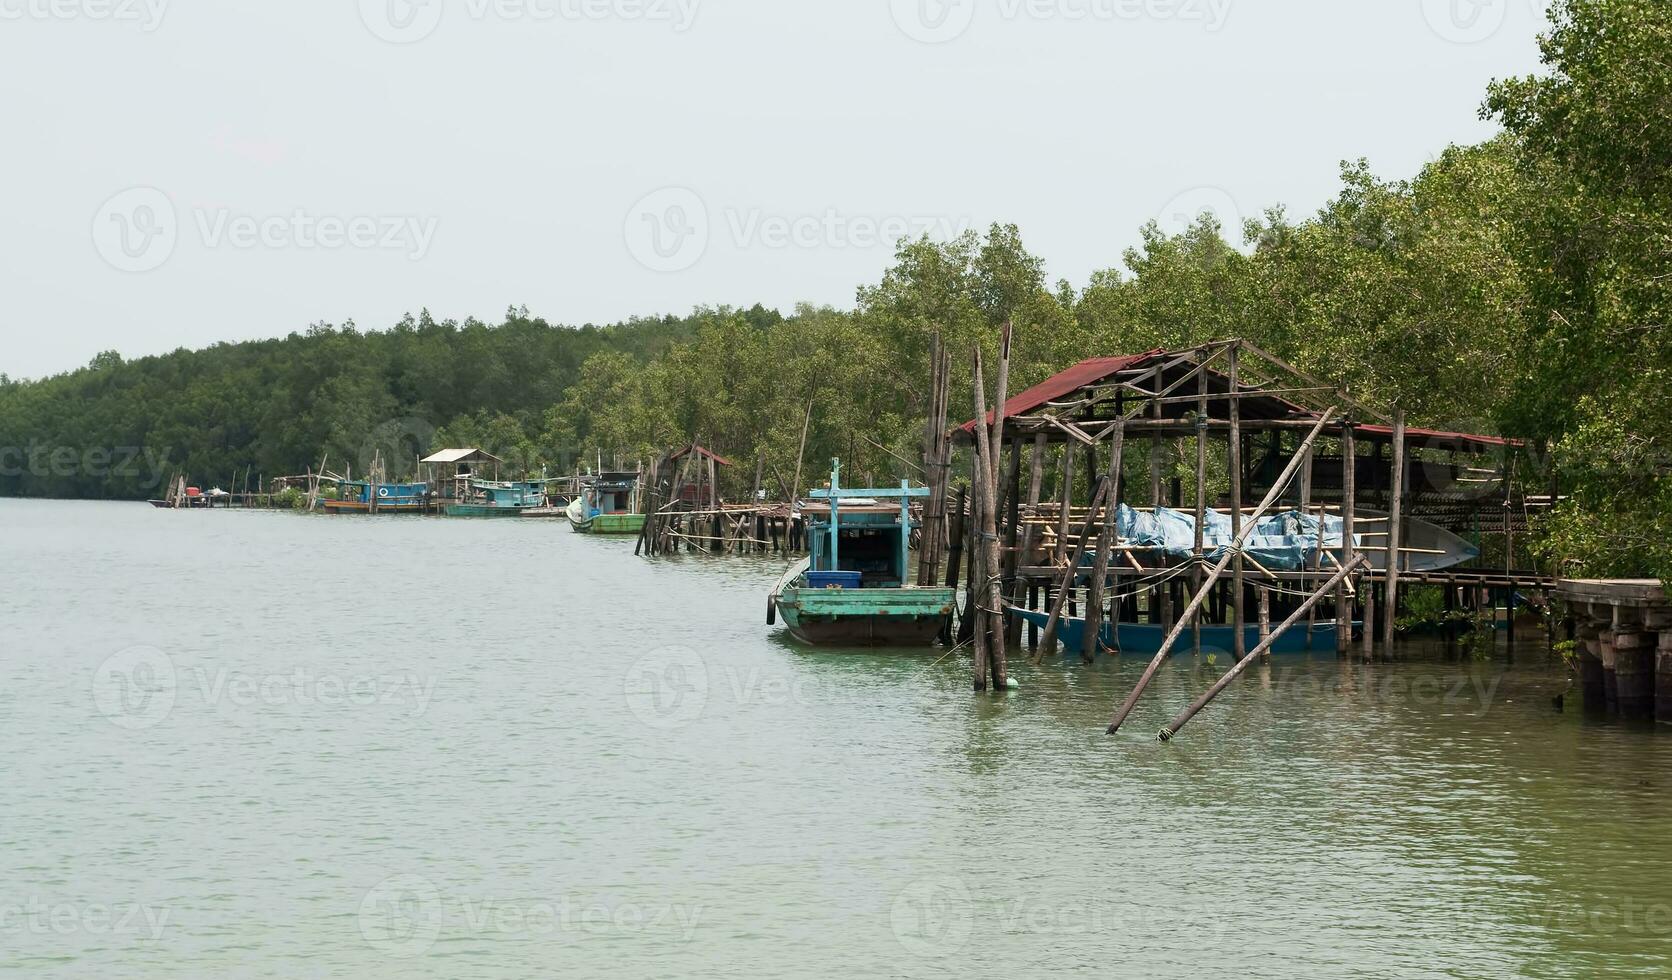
[[2, 1, 1668, 586]]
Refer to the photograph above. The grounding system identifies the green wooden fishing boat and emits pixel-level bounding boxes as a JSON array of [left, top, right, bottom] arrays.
[[565, 471, 646, 535], [769, 460, 954, 647], [444, 480, 546, 518]]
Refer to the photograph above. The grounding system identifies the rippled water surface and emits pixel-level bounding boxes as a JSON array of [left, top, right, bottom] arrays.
[[4, 500, 1671, 978]]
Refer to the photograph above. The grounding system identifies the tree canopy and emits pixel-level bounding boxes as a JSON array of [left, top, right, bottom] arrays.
[[2, 0, 1665, 581]]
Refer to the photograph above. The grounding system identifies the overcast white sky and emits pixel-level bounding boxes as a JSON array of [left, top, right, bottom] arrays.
[[0, 0, 1548, 380]]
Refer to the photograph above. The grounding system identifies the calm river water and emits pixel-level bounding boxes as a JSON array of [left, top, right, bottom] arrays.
[[3, 499, 1671, 978]]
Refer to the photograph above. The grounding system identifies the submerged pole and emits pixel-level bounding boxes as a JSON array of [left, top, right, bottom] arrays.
[[1160, 554, 1369, 741], [1105, 409, 1337, 735]]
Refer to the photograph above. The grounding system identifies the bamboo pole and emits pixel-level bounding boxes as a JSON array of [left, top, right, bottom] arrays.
[[789, 398, 814, 509], [918, 334, 948, 584], [1105, 408, 1336, 735], [1159, 554, 1370, 740], [984, 323, 1013, 689], [971, 348, 994, 690], [1081, 422, 1126, 664]]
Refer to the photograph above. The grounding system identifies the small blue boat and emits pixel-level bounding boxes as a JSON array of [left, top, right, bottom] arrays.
[[1013, 608, 1355, 656]]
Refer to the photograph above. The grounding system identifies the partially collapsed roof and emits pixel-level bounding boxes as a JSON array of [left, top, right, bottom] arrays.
[[420, 448, 504, 465], [958, 343, 1515, 454]]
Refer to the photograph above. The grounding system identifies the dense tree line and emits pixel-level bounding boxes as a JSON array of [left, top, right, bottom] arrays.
[[1, 0, 1665, 580]]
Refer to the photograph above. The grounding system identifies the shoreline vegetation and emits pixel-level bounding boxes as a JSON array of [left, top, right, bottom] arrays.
[[1, 0, 1667, 584]]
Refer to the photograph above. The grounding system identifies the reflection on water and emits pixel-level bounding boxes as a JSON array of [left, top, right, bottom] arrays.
[[2, 500, 1669, 978]]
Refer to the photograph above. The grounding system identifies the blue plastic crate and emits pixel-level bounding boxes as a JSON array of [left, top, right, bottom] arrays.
[[806, 570, 863, 590]]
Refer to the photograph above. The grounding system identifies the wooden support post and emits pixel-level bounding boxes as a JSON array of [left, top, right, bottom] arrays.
[[1106, 409, 1336, 735], [1192, 367, 1208, 656], [1382, 410, 1406, 658], [1150, 370, 1173, 634], [1055, 445, 1075, 565], [943, 485, 968, 590], [1001, 438, 1025, 645], [1035, 479, 1114, 661], [1228, 344, 1246, 660], [1338, 421, 1356, 656], [968, 440, 989, 685], [1011, 434, 1046, 645], [1362, 572, 1377, 660], [1082, 422, 1127, 664], [1297, 438, 1314, 649], [1257, 587, 1272, 662]]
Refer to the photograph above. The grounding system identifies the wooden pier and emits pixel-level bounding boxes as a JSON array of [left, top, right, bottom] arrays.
[[1556, 579, 1672, 723]]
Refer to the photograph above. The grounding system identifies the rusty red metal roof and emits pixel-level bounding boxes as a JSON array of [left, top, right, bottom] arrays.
[[957, 347, 1517, 452], [958, 351, 1164, 433]]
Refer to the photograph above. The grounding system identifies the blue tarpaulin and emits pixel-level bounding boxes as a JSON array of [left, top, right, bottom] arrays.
[[1105, 505, 1361, 572]]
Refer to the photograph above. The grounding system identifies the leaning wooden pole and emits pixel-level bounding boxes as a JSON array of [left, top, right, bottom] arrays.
[[1035, 479, 1114, 660], [1081, 422, 1126, 664], [1159, 554, 1370, 741], [1105, 409, 1337, 735]]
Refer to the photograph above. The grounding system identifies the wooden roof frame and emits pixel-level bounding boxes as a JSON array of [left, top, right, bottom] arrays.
[[956, 339, 1513, 454]]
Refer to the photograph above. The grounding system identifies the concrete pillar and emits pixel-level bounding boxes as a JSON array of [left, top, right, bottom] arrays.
[[1658, 629, 1672, 725], [1614, 629, 1655, 720], [1579, 624, 1606, 712]]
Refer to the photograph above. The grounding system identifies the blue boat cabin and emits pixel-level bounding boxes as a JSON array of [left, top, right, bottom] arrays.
[[803, 460, 929, 590], [338, 481, 429, 506]]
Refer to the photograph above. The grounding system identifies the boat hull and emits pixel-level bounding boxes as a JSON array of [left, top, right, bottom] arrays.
[[1014, 609, 1353, 656], [444, 504, 536, 518], [775, 586, 955, 647], [565, 498, 646, 535], [320, 500, 433, 514]]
